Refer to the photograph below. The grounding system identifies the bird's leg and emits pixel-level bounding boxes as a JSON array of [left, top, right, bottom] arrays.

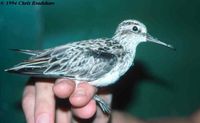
[[93, 94, 111, 114], [75, 80, 111, 114]]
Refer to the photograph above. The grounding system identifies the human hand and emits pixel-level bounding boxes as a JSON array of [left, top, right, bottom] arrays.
[[22, 78, 112, 123]]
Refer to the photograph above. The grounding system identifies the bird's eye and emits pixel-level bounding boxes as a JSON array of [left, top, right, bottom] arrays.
[[132, 26, 138, 32]]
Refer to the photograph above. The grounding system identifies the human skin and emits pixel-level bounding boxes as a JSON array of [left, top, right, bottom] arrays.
[[22, 78, 112, 123], [22, 78, 200, 123]]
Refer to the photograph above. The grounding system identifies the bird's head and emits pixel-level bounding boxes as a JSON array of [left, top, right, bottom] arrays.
[[113, 19, 174, 50]]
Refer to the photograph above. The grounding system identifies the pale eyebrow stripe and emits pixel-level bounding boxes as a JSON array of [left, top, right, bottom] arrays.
[[121, 21, 139, 26]]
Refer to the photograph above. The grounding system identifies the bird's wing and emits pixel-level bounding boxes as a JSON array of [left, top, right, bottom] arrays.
[[6, 42, 118, 81]]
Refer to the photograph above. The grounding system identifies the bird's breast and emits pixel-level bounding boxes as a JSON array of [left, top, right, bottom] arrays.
[[89, 53, 135, 87]]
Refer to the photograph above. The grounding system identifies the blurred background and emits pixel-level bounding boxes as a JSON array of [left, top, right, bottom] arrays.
[[0, 0, 200, 122]]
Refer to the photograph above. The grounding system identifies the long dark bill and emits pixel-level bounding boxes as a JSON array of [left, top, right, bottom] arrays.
[[147, 33, 175, 50]]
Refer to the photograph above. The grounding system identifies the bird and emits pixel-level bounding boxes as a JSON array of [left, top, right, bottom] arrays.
[[5, 19, 174, 114]]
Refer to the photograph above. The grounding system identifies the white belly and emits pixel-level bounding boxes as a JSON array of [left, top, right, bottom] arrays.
[[89, 70, 120, 87]]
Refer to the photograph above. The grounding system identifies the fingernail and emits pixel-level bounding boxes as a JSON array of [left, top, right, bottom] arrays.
[[74, 89, 86, 97], [36, 113, 49, 123]]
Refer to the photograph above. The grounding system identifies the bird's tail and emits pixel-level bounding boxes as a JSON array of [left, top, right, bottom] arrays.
[[5, 49, 46, 75], [9, 49, 42, 56]]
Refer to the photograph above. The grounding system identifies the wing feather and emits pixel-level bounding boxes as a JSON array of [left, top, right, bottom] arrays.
[[6, 39, 118, 81], [10, 49, 43, 55]]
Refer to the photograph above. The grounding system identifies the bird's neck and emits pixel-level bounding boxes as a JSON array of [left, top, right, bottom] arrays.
[[112, 34, 140, 54], [112, 35, 139, 76]]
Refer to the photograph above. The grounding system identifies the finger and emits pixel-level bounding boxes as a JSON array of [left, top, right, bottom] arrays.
[[35, 81, 55, 123], [22, 85, 35, 123], [55, 97, 72, 123], [53, 78, 75, 123], [56, 107, 72, 123], [69, 82, 97, 107], [53, 78, 75, 99], [72, 99, 97, 119]]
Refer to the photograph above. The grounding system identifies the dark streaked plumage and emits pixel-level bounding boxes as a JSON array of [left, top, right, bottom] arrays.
[[6, 39, 123, 81]]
